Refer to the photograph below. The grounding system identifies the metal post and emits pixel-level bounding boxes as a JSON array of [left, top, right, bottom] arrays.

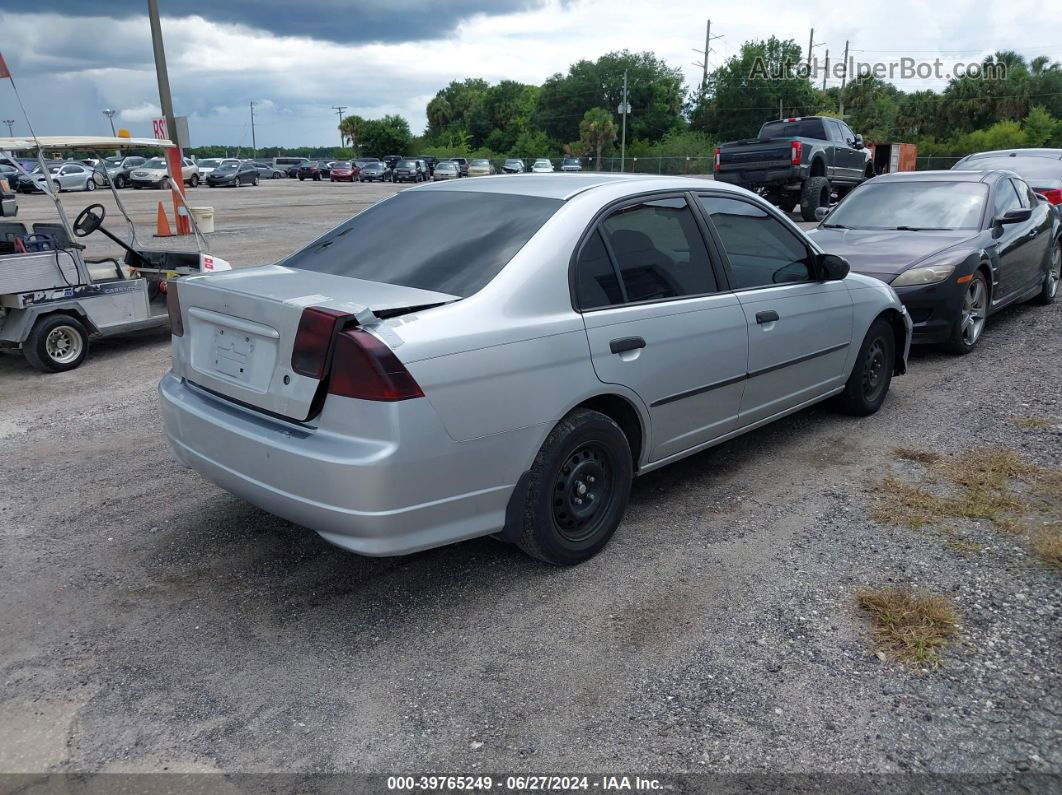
[[702, 21, 711, 89], [102, 109, 117, 136], [250, 101, 256, 158], [147, 0, 190, 235], [839, 40, 850, 115], [807, 28, 814, 72], [332, 105, 347, 149], [620, 70, 628, 173]]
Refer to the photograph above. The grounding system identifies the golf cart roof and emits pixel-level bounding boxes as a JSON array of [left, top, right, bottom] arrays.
[[0, 136, 174, 151]]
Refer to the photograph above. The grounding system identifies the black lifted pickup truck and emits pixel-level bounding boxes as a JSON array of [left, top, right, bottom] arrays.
[[714, 116, 873, 221]]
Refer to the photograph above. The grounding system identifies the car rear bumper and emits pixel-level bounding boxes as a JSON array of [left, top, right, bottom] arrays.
[[715, 165, 806, 188], [159, 373, 527, 556]]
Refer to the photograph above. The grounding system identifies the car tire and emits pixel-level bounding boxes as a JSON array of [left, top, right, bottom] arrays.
[[1033, 240, 1060, 305], [800, 176, 830, 221], [84, 179, 95, 191], [114, 175, 126, 189], [160, 177, 170, 190], [252, 175, 259, 186], [23, 314, 90, 373], [516, 408, 633, 565], [943, 270, 989, 355], [189, 174, 199, 187], [298, 176, 305, 181], [834, 318, 895, 416]]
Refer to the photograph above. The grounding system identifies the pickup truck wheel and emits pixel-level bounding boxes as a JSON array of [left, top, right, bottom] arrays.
[[800, 176, 830, 221], [517, 409, 633, 565], [835, 318, 894, 416], [24, 314, 90, 373]]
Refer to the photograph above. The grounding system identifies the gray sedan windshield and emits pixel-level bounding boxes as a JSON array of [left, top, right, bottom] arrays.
[[281, 191, 562, 297], [826, 181, 988, 230]]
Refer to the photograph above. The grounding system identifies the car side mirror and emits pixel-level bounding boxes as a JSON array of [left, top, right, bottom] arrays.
[[996, 207, 1032, 225], [852, 134, 864, 149], [816, 253, 850, 281], [814, 206, 831, 222]]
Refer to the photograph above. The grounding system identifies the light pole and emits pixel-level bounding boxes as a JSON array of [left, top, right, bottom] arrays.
[[2, 119, 13, 137], [102, 108, 117, 136]]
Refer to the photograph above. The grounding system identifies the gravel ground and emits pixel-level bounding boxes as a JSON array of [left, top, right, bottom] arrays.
[[0, 181, 1059, 782]]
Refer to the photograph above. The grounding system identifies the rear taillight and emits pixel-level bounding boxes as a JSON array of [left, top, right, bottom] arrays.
[[713, 147, 721, 172], [790, 140, 802, 166], [329, 329, 423, 401], [166, 280, 183, 337], [1039, 188, 1062, 206], [291, 306, 349, 378]]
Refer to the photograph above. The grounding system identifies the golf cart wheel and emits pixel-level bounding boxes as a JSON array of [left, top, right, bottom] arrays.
[[516, 409, 633, 565], [800, 176, 830, 221], [24, 314, 90, 373]]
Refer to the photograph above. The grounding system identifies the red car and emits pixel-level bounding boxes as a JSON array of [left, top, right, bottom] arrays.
[[329, 162, 359, 182]]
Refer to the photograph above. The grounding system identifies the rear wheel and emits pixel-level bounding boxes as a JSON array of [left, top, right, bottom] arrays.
[[835, 318, 895, 416], [252, 175, 259, 186], [944, 271, 988, 354], [84, 179, 95, 192], [516, 409, 633, 565], [189, 174, 199, 187], [800, 176, 830, 221], [23, 314, 90, 373], [1033, 241, 1060, 305], [114, 175, 126, 189]]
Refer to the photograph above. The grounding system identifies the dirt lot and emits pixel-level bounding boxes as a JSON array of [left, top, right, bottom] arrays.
[[0, 179, 1059, 781]]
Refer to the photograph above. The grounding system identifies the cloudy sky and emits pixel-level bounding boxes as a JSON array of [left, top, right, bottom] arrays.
[[1, 0, 1058, 147]]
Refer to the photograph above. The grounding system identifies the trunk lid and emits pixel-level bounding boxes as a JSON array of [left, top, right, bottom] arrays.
[[174, 265, 456, 420]]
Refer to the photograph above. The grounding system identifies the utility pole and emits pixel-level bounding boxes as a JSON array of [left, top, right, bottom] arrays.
[[807, 28, 814, 72], [822, 50, 829, 90], [2, 119, 14, 136], [692, 20, 723, 90], [147, 0, 189, 234], [839, 39, 850, 115], [619, 70, 628, 173], [779, 98, 783, 119], [332, 105, 347, 148], [250, 101, 257, 158]]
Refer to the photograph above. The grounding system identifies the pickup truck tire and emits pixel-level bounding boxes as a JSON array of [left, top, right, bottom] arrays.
[[800, 177, 831, 221]]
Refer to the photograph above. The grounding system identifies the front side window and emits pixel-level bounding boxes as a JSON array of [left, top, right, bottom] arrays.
[[599, 197, 716, 302], [991, 180, 1023, 219], [699, 196, 812, 289]]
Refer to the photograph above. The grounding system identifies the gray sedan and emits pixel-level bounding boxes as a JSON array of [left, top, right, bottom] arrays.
[[160, 175, 911, 564]]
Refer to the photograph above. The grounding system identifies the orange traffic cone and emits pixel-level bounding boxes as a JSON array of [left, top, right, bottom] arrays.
[[154, 201, 174, 238]]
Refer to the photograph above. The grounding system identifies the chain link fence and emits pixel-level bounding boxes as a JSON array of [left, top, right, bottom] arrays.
[[915, 155, 964, 170]]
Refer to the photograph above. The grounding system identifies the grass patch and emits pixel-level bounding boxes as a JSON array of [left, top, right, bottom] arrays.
[[872, 446, 1062, 571], [1011, 416, 1056, 430], [856, 587, 960, 666]]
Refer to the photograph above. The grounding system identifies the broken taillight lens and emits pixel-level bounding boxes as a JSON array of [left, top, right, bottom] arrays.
[[328, 329, 423, 401], [291, 306, 349, 379], [166, 280, 183, 337]]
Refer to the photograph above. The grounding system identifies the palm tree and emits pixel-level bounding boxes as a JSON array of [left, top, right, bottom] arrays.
[[339, 114, 365, 150]]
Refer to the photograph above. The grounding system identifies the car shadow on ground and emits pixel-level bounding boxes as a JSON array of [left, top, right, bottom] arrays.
[[0, 325, 171, 376]]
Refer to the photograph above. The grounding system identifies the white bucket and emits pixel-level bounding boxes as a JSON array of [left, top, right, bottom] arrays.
[[188, 206, 215, 234]]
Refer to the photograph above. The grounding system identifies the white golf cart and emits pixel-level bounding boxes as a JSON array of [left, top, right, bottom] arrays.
[[0, 136, 229, 373]]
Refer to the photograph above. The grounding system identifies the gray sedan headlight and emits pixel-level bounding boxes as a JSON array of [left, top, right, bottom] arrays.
[[891, 264, 956, 287]]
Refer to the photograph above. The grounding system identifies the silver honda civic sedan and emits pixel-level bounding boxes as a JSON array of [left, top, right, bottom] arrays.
[[159, 174, 911, 564]]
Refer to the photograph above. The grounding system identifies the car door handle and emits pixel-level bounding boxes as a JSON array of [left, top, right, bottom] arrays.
[[756, 310, 780, 324], [1028, 229, 1039, 239], [610, 337, 646, 354]]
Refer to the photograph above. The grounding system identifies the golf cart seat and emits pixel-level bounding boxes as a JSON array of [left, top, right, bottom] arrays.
[[0, 221, 27, 254], [32, 221, 125, 281]]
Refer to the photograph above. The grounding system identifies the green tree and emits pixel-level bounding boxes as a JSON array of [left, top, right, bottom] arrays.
[[338, 114, 365, 150], [360, 115, 413, 157], [578, 107, 618, 169], [1021, 105, 1060, 146]]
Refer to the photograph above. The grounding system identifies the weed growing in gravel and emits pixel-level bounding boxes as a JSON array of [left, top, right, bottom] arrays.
[[856, 587, 960, 666], [1010, 416, 1056, 430], [875, 447, 1062, 570]]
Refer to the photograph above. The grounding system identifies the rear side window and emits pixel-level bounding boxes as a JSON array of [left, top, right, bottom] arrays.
[[281, 191, 562, 297], [699, 196, 812, 288], [598, 197, 717, 303], [575, 230, 623, 309]]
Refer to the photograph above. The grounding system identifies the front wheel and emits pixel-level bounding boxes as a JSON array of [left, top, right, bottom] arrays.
[[252, 175, 259, 186], [1033, 241, 1060, 305], [943, 271, 989, 354], [23, 314, 90, 373], [114, 175, 126, 189], [834, 318, 895, 416], [516, 409, 633, 565], [85, 179, 96, 192], [189, 174, 199, 187]]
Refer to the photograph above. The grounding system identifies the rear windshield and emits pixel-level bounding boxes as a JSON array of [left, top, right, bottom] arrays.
[[281, 191, 562, 297], [759, 118, 827, 140], [955, 157, 1062, 186]]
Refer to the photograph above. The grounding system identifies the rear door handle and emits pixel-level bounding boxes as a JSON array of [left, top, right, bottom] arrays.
[[756, 310, 780, 324], [610, 336, 646, 354]]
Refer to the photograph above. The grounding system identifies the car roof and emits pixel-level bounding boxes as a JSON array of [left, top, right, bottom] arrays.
[[411, 173, 740, 201], [868, 169, 1007, 184], [961, 148, 1062, 161]]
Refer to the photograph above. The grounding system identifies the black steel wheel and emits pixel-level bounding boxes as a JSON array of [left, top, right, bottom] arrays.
[[835, 318, 895, 416]]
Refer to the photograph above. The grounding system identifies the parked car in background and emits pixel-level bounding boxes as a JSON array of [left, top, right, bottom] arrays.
[[503, 158, 525, 174], [20, 162, 98, 193], [274, 157, 309, 175], [415, 155, 439, 177], [253, 162, 286, 179], [393, 159, 426, 182], [358, 161, 393, 182], [0, 167, 18, 216], [130, 156, 200, 189], [809, 170, 1060, 354], [206, 160, 259, 187], [353, 158, 380, 170], [468, 158, 496, 177], [449, 157, 470, 177], [383, 155, 403, 170], [431, 161, 459, 181], [531, 158, 554, 173], [715, 116, 873, 221], [195, 158, 239, 179], [160, 174, 909, 566], [101, 155, 147, 188], [297, 161, 328, 181], [561, 157, 583, 172], [951, 153, 1062, 208], [329, 161, 359, 182], [952, 149, 1062, 167]]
